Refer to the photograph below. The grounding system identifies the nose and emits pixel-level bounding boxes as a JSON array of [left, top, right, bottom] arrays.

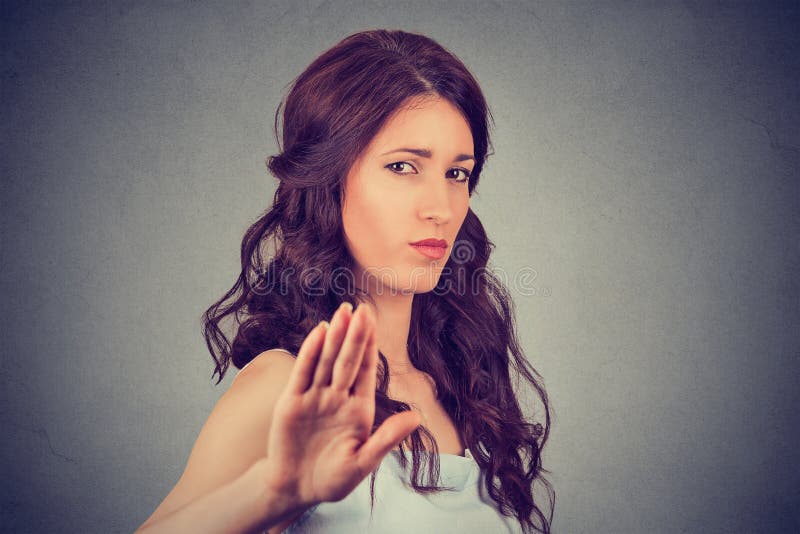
[[417, 179, 453, 224]]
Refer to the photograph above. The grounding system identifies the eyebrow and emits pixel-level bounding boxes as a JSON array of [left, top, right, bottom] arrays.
[[380, 147, 475, 163]]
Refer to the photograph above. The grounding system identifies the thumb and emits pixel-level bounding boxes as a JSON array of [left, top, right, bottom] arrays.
[[355, 410, 422, 473]]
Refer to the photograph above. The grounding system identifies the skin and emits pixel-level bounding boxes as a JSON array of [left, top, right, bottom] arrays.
[[341, 94, 474, 376]]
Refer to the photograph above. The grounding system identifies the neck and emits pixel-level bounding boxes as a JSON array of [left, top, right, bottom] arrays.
[[354, 282, 416, 375]]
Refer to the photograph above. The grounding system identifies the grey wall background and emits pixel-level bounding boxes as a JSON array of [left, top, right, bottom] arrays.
[[1, 1, 798, 533]]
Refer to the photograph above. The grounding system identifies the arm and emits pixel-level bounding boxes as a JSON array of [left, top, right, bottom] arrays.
[[137, 303, 420, 533], [135, 349, 307, 534], [135, 457, 306, 534]]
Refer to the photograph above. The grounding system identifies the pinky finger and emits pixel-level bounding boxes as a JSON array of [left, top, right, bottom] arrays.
[[286, 321, 328, 395]]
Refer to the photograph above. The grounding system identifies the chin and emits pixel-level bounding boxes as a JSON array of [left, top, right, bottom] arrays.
[[406, 277, 445, 295], [360, 265, 446, 296]]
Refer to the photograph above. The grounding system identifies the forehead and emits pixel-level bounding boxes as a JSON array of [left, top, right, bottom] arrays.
[[366, 95, 474, 155]]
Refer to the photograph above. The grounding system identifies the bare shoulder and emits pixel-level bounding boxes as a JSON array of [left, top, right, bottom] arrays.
[[234, 348, 297, 387], [139, 349, 297, 530]]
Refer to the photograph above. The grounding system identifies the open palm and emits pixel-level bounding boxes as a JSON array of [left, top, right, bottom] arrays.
[[263, 302, 421, 506]]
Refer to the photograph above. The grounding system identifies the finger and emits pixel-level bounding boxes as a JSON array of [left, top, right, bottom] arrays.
[[312, 302, 352, 387], [286, 321, 328, 395], [353, 318, 378, 398], [355, 410, 422, 473], [331, 305, 373, 391]]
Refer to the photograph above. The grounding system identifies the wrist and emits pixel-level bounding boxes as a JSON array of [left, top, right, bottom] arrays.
[[253, 457, 309, 528]]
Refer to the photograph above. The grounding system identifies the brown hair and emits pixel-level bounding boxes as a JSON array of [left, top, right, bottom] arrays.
[[202, 29, 553, 532]]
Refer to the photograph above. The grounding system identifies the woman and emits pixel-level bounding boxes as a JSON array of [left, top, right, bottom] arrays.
[[137, 29, 552, 533]]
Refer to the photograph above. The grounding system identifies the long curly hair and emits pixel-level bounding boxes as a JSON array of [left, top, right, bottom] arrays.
[[202, 29, 553, 533]]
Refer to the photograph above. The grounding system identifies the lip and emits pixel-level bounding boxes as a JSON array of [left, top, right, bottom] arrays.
[[410, 238, 448, 260], [410, 244, 447, 260], [410, 238, 448, 248]]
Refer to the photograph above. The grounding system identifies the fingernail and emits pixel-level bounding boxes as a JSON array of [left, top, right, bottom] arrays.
[[340, 302, 353, 313], [318, 320, 329, 330]]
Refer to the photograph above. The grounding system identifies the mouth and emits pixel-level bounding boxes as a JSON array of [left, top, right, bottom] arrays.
[[409, 240, 447, 260]]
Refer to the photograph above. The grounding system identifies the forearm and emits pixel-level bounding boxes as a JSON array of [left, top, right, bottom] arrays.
[[136, 458, 306, 534]]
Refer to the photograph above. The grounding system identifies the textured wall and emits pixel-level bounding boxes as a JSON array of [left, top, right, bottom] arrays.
[[1, 1, 798, 533]]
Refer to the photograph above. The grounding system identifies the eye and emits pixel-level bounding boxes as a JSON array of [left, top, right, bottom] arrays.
[[386, 161, 417, 174], [386, 162, 471, 183], [446, 167, 472, 183]]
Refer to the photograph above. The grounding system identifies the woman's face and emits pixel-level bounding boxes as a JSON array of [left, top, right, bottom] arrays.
[[342, 95, 474, 295]]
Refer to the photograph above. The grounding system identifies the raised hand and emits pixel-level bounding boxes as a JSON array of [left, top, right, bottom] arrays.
[[262, 302, 421, 507]]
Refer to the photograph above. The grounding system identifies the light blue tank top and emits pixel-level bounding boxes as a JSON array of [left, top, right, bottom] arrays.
[[284, 447, 522, 533]]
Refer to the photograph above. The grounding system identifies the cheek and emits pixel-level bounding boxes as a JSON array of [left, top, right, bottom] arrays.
[[345, 189, 382, 236], [343, 203, 372, 254], [342, 185, 398, 263]]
